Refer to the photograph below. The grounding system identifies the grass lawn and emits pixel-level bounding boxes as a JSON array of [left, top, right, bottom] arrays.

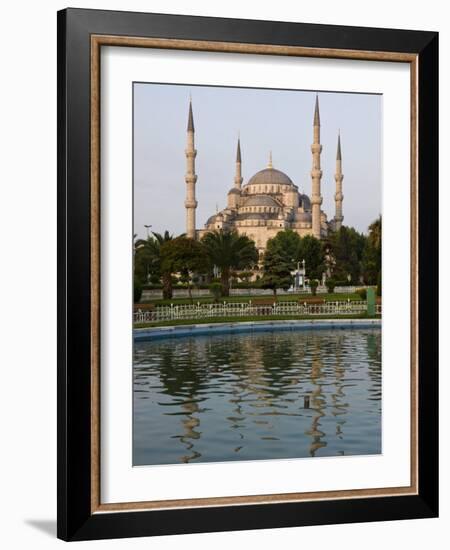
[[140, 292, 363, 307], [134, 313, 380, 329]]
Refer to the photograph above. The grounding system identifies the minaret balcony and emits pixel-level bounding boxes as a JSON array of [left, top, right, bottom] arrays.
[[184, 199, 198, 209], [310, 169, 323, 179], [310, 144, 322, 154]]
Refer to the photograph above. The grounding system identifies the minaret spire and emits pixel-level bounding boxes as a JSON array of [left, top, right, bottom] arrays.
[[314, 94, 320, 126], [310, 94, 323, 239], [334, 132, 344, 230], [187, 99, 194, 132], [185, 98, 198, 239], [234, 136, 243, 189]]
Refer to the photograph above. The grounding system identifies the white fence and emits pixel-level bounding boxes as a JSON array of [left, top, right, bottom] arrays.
[[134, 301, 381, 324]]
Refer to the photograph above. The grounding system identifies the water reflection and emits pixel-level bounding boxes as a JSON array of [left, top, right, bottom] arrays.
[[133, 329, 382, 465]]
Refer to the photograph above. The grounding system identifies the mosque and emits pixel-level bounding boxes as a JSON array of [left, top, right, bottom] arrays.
[[184, 95, 344, 255]]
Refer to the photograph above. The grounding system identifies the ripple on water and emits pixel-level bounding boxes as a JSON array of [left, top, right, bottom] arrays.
[[133, 328, 382, 465]]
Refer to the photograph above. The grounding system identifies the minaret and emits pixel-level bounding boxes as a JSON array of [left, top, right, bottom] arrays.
[[185, 99, 198, 239], [234, 136, 243, 189], [334, 132, 344, 230], [310, 95, 323, 239]]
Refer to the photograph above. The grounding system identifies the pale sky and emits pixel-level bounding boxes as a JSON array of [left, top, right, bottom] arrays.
[[133, 83, 381, 239]]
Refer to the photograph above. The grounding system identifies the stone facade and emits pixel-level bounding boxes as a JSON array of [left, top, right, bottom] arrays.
[[186, 96, 344, 254]]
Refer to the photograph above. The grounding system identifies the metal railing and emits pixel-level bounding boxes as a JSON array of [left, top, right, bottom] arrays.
[[134, 300, 381, 324]]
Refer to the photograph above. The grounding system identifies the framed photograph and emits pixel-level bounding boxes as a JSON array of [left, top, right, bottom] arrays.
[[57, 8, 438, 541]]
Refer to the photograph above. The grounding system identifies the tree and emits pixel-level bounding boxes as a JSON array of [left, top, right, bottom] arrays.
[[368, 216, 382, 250], [362, 216, 382, 285], [326, 278, 336, 293], [260, 247, 293, 295], [160, 236, 208, 302], [327, 226, 365, 283], [209, 282, 222, 302], [266, 229, 301, 262], [134, 236, 152, 286], [134, 231, 174, 299], [309, 279, 319, 296], [296, 235, 325, 280], [133, 276, 143, 304], [261, 231, 325, 291], [201, 230, 258, 296]]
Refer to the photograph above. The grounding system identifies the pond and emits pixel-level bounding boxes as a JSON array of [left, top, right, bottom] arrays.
[[133, 328, 381, 466]]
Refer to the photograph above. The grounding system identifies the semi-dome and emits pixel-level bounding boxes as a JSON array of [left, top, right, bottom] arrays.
[[299, 193, 311, 210], [246, 167, 294, 188], [243, 194, 281, 208]]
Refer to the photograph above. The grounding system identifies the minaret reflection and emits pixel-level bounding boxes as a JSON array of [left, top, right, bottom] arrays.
[[222, 336, 248, 454], [225, 333, 300, 447], [305, 336, 327, 456], [156, 338, 207, 463], [330, 334, 349, 451], [232, 334, 275, 438], [179, 399, 202, 463], [365, 331, 382, 405]]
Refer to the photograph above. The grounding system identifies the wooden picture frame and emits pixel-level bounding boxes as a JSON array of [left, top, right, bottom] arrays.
[[57, 8, 438, 541]]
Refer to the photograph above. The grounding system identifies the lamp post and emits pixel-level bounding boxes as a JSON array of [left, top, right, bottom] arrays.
[[290, 258, 297, 291], [291, 259, 306, 291], [299, 259, 306, 290]]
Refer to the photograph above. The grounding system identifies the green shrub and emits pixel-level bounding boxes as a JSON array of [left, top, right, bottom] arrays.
[[233, 281, 262, 289], [326, 278, 336, 293], [209, 282, 222, 302], [334, 279, 350, 287], [309, 279, 319, 296], [356, 287, 367, 300]]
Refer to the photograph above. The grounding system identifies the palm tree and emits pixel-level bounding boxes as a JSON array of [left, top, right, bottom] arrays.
[[134, 231, 174, 299], [201, 230, 258, 296]]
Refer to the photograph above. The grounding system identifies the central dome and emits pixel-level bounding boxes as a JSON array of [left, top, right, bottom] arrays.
[[247, 167, 294, 188]]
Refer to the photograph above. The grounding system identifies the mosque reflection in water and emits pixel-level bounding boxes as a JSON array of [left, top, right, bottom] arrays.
[[133, 329, 381, 465]]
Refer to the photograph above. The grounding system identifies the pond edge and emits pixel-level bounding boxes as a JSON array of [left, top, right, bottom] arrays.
[[134, 319, 381, 342]]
